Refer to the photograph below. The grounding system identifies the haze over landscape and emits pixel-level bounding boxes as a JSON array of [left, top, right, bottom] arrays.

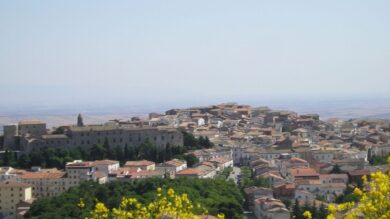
[[1, 1, 389, 116], [2, 1, 390, 219]]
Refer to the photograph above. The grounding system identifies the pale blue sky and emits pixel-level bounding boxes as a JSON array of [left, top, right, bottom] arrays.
[[0, 1, 389, 108]]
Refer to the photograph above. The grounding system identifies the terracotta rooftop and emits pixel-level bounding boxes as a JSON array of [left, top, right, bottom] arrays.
[[124, 160, 155, 167], [20, 171, 67, 179], [165, 159, 186, 167], [289, 167, 320, 177], [0, 181, 31, 188], [176, 168, 201, 176], [93, 160, 119, 165]]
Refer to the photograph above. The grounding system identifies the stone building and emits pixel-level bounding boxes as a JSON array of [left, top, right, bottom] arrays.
[[0, 181, 32, 217], [3, 120, 183, 153]]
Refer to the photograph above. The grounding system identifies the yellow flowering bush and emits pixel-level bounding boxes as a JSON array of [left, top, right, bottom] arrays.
[[328, 168, 390, 219], [303, 211, 312, 219], [80, 188, 225, 219], [303, 156, 390, 219]]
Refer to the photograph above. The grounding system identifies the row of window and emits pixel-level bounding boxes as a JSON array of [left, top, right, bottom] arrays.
[[43, 135, 176, 146]]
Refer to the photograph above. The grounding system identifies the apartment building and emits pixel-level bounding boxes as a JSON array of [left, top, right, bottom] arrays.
[[0, 181, 32, 217]]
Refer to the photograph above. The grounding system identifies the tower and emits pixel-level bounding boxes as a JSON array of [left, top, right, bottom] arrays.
[[77, 113, 84, 127]]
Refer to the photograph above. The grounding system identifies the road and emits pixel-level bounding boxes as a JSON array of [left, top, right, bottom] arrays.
[[228, 166, 241, 184]]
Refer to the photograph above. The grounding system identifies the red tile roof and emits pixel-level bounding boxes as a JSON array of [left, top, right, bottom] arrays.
[[176, 168, 201, 176], [124, 160, 155, 167], [0, 181, 31, 188], [20, 171, 66, 179], [289, 167, 319, 177], [93, 160, 119, 165]]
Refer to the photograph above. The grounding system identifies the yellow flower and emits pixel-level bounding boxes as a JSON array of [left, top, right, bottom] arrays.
[[84, 188, 211, 219], [167, 188, 175, 197], [353, 187, 363, 196], [77, 198, 85, 209], [217, 213, 225, 219], [303, 211, 312, 219]]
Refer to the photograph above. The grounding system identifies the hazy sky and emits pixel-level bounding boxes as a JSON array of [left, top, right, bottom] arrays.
[[1, 1, 389, 108]]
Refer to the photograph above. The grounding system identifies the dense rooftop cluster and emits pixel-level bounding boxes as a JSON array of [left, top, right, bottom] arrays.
[[1, 102, 390, 218]]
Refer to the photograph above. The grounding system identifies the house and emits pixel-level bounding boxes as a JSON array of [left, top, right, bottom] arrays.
[[124, 160, 155, 171], [176, 167, 216, 179], [243, 186, 273, 211], [249, 158, 270, 169], [15, 198, 35, 218], [128, 170, 164, 180], [0, 181, 32, 218], [287, 167, 320, 181], [175, 168, 203, 178], [259, 172, 286, 187], [254, 197, 290, 219], [108, 167, 140, 181], [208, 157, 233, 171], [296, 180, 322, 193], [93, 160, 120, 176], [294, 189, 315, 203], [273, 183, 295, 199], [108, 167, 163, 181], [19, 169, 68, 198], [156, 159, 187, 178], [65, 161, 97, 184], [277, 157, 309, 177], [0, 167, 24, 182], [319, 174, 348, 184], [348, 169, 371, 186], [320, 183, 346, 201], [194, 162, 218, 177]]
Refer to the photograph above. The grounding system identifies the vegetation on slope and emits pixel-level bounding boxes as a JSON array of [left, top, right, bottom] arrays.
[[25, 177, 244, 219]]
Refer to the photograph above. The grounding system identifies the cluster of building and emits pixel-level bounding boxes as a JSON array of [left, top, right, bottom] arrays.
[[147, 103, 390, 218], [0, 150, 234, 218], [1, 102, 390, 218]]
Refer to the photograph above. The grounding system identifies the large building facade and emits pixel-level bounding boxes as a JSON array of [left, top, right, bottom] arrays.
[[0, 181, 32, 217], [3, 120, 184, 153]]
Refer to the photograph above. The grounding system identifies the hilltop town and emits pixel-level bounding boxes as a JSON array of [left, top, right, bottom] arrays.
[[0, 102, 390, 218]]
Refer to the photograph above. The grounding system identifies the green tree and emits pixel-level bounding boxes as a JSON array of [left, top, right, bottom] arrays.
[[330, 164, 343, 174], [293, 199, 304, 219], [183, 154, 199, 167], [26, 178, 244, 219], [3, 150, 16, 166], [114, 146, 123, 162], [182, 131, 198, 148], [17, 154, 31, 168], [318, 203, 328, 219], [90, 144, 106, 160], [253, 176, 271, 188], [103, 138, 114, 159]]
